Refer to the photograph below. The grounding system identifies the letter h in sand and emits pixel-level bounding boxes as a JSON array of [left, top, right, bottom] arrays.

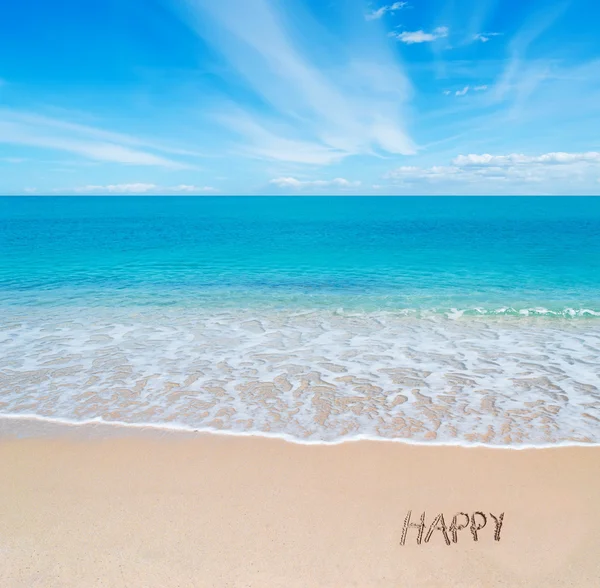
[[400, 510, 426, 546]]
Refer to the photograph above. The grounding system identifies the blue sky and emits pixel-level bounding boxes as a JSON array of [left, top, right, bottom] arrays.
[[1, 0, 599, 195]]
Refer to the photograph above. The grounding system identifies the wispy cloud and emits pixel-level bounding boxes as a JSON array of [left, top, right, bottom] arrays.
[[452, 85, 488, 97], [75, 183, 217, 194], [173, 0, 415, 165], [365, 2, 408, 21], [493, 3, 568, 103], [0, 109, 196, 169], [222, 112, 348, 165], [473, 32, 502, 43], [1, 157, 27, 163], [269, 177, 361, 189], [391, 26, 449, 44]]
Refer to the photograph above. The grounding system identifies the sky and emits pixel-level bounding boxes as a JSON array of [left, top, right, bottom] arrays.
[[1, 0, 600, 195]]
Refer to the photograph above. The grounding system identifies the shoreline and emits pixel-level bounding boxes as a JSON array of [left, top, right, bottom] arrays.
[[1, 429, 600, 586], [1, 413, 597, 449]]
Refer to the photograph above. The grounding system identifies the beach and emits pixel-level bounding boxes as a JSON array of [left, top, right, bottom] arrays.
[[2, 0, 600, 575], [1, 197, 600, 586], [1, 429, 599, 587]]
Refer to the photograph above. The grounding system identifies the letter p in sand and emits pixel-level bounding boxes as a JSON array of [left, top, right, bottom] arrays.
[[470, 511, 487, 542]]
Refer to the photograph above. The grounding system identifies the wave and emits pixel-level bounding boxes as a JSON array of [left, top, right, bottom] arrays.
[[3, 292, 600, 320], [443, 306, 600, 319], [0, 413, 596, 449]]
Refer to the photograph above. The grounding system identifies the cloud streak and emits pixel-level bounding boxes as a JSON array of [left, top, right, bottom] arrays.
[[451, 85, 488, 96], [473, 32, 502, 43], [492, 3, 569, 104], [365, 2, 408, 21], [174, 0, 415, 165], [0, 109, 195, 169]]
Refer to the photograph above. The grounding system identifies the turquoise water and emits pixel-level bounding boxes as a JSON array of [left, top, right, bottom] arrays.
[[2, 196, 600, 313], [1, 196, 600, 445]]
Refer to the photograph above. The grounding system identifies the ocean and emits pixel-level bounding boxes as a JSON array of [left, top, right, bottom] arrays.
[[1, 196, 600, 445]]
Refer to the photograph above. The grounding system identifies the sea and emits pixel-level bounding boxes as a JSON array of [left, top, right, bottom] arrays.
[[1, 196, 599, 446]]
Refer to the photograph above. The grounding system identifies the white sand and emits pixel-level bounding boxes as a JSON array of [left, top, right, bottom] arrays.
[[1, 434, 599, 587]]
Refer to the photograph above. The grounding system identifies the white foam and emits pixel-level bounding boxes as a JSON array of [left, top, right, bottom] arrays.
[[1, 306, 599, 446]]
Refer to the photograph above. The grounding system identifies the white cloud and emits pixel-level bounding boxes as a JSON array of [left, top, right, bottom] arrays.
[[0, 110, 195, 169], [75, 183, 218, 194], [78, 183, 158, 194], [455, 86, 469, 96], [392, 26, 448, 44], [473, 32, 501, 43], [365, 2, 408, 21], [269, 177, 361, 190], [383, 150, 600, 194], [474, 85, 488, 92], [385, 165, 459, 180], [176, 0, 415, 165], [171, 184, 218, 193], [452, 152, 600, 167], [443, 90, 451, 96]]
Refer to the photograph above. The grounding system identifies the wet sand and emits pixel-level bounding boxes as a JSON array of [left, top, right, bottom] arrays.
[[1, 433, 599, 587]]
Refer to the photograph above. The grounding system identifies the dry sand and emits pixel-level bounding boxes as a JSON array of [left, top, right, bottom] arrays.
[[1, 432, 599, 587]]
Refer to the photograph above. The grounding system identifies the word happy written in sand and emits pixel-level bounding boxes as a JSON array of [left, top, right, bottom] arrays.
[[400, 511, 504, 546]]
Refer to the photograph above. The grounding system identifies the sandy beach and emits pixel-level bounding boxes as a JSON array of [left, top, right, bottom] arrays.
[[1, 431, 599, 587]]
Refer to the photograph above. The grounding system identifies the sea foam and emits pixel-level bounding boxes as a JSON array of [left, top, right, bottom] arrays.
[[1, 306, 599, 445]]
